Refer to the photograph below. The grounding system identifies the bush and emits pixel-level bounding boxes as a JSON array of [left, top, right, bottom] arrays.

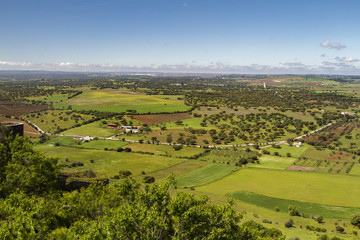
[[262, 219, 272, 224], [143, 175, 155, 183], [288, 206, 300, 216], [351, 213, 360, 228], [316, 215, 324, 223], [123, 147, 132, 152], [262, 149, 270, 154], [284, 219, 294, 228], [173, 145, 183, 151], [336, 225, 345, 233], [70, 162, 84, 167], [119, 170, 132, 177], [83, 169, 96, 178]]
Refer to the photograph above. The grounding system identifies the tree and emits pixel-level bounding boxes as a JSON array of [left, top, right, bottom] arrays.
[[351, 213, 360, 228], [284, 219, 294, 228], [0, 136, 61, 197], [288, 206, 300, 216]]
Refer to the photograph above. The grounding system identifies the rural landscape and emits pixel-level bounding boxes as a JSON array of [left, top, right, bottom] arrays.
[[1, 72, 360, 239], [2, 0, 360, 239]]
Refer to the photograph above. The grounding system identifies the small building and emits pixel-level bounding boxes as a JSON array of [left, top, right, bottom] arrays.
[[107, 123, 118, 127], [2, 122, 24, 137], [75, 136, 94, 141], [293, 142, 303, 147]]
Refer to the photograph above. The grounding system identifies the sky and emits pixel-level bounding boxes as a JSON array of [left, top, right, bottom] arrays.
[[1, 0, 360, 74]]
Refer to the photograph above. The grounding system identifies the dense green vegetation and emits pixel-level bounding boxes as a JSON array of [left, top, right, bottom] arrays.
[[0, 136, 285, 239]]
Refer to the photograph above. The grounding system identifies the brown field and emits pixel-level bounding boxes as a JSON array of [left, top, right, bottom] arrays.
[[132, 113, 192, 125], [287, 165, 316, 171], [0, 116, 41, 138], [0, 103, 48, 117]]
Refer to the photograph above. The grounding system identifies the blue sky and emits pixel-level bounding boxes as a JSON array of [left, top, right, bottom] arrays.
[[1, 0, 360, 74]]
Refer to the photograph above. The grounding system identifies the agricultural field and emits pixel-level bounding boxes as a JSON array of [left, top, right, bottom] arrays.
[[227, 190, 360, 220], [175, 164, 238, 188], [54, 91, 190, 113], [0, 102, 48, 117], [62, 121, 118, 137], [197, 168, 360, 207], [24, 110, 96, 134], [79, 139, 129, 150], [35, 143, 184, 178], [124, 142, 205, 158], [150, 160, 209, 181], [248, 155, 296, 170], [27, 93, 72, 104]]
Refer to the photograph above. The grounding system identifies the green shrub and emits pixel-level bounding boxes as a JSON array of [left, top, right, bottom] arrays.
[[284, 219, 294, 228]]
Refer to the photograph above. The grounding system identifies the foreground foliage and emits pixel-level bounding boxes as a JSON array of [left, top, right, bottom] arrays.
[[0, 176, 285, 239], [0, 136, 285, 239]]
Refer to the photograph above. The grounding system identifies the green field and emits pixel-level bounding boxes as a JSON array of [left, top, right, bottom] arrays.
[[227, 190, 360, 220], [62, 121, 117, 137], [125, 143, 205, 157], [24, 110, 95, 133], [266, 144, 309, 158], [52, 136, 81, 146], [54, 91, 190, 113], [349, 164, 360, 176], [150, 160, 209, 181], [79, 139, 129, 150], [28, 93, 71, 103], [248, 155, 295, 169], [176, 164, 239, 188], [35, 144, 183, 177], [197, 168, 360, 208]]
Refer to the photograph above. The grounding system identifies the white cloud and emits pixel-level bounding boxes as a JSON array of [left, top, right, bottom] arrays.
[[335, 56, 359, 63], [320, 40, 346, 50], [0, 61, 32, 66], [282, 62, 307, 67]]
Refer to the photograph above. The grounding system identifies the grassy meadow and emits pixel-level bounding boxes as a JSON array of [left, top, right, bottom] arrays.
[[35, 144, 183, 177], [24, 110, 95, 133], [175, 164, 239, 188], [54, 91, 190, 113], [197, 168, 360, 208], [62, 121, 117, 137], [124, 142, 205, 157]]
